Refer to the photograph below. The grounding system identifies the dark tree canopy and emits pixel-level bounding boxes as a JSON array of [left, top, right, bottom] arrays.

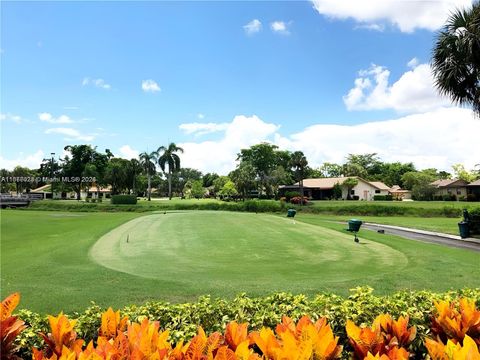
[[432, 1, 480, 116]]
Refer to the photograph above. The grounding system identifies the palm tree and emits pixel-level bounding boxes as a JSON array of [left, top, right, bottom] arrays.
[[290, 151, 308, 205], [432, 2, 480, 116], [157, 143, 184, 200], [139, 151, 157, 201]]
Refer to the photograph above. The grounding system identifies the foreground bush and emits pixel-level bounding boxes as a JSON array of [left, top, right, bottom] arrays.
[[110, 195, 138, 205], [6, 287, 480, 359]]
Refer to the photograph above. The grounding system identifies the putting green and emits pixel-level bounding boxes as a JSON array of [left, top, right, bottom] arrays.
[[90, 211, 408, 291]]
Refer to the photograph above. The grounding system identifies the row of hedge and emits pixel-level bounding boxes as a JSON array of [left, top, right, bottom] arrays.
[[13, 287, 480, 358], [24, 199, 480, 218]]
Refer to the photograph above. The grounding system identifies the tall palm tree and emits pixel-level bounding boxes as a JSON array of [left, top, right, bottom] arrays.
[[139, 151, 157, 201], [290, 151, 308, 205], [157, 143, 184, 200], [432, 2, 480, 116]]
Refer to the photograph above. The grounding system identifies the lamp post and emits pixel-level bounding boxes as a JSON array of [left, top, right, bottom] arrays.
[[50, 152, 55, 199]]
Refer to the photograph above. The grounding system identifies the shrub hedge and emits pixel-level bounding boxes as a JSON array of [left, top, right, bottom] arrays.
[[110, 195, 138, 205], [24, 199, 480, 218], [13, 287, 480, 359], [373, 195, 393, 201]]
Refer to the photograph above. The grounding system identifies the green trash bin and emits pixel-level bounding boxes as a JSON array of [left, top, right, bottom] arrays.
[[348, 219, 362, 232], [287, 209, 297, 218], [458, 221, 470, 239]]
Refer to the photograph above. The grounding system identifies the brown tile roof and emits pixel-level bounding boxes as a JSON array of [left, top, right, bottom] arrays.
[[467, 179, 480, 186], [87, 186, 111, 192], [369, 181, 391, 190], [31, 184, 51, 192], [431, 179, 469, 187]]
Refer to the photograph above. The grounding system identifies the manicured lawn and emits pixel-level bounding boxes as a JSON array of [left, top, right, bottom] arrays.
[[295, 214, 461, 234], [1, 210, 479, 314], [309, 200, 477, 209]]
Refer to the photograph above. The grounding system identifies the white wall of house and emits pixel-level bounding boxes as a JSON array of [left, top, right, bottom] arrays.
[[341, 180, 378, 200]]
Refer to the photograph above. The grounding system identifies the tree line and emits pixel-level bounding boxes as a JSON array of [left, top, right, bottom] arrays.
[[1, 142, 478, 201]]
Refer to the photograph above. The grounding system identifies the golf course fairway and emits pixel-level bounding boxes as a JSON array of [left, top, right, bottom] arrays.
[[90, 211, 407, 287]]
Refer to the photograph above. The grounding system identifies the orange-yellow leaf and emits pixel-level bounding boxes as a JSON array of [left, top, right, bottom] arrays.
[[0, 292, 20, 321]]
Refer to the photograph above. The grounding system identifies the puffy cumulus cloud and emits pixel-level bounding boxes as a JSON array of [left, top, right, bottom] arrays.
[[118, 145, 140, 160], [1, 113, 23, 123], [177, 109, 478, 174], [179, 115, 280, 174], [179, 122, 230, 136], [0, 150, 45, 170], [270, 21, 290, 35], [38, 112, 74, 124], [44, 127, 94, 142], [275, 107, 479, 171], [310, 0, 473, 32], [243, 19, 262, 35], [343, 63, 451, 113], [82, 77, 111, 90], [141, 79, 161, 93]]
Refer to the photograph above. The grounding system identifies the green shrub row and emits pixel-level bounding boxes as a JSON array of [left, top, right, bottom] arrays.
[[292, 204, 469, 217], [27, 199, 286, 213], [373, 195, 393, 201], [15, 287, 480, 359], [110, 194, 138, 204], [23, 199, 480, 218]]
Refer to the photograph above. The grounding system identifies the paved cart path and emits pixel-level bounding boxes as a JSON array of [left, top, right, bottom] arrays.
[[361, 223, 480, 252]]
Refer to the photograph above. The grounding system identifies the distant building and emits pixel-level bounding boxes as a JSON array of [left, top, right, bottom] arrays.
[[279, 177, 391, 201], [467, 179, 480, 200], [30, 184, 64, 199], [431, 179, 469, 199], [389, 185, 412, 200]]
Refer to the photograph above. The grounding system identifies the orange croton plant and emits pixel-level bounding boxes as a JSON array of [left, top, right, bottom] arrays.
[[1, 292, 27, 360], [2, 293, 480, 360], [346, 314, 416, 360]]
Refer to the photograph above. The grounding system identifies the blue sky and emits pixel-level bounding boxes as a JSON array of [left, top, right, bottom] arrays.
[[1, 0, 478, 174]]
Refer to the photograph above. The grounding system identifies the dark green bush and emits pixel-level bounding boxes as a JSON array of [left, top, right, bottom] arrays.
[[110, 195, 138, 205], [373, 195, 393, 201], [467, 194, 477, 202], [284, 191, 301, 202]]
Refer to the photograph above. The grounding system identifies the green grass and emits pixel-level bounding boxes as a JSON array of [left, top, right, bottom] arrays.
[[309, 200, 475, 209], [295, 214, 461, 234], [1, 210, 479, 314]]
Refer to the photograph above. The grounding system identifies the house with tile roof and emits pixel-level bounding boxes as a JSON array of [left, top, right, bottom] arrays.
[[279, 177, 390, 201], [467, 179, 480, 200], [430, 178, 469, 199]]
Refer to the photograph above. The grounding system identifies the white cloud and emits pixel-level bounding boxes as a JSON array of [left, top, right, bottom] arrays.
[[0, 113, 23, 124], [177, 109, 478, 175], [270, 21, 290, 35], [82, 77, 111, 90], [44, 127, 94, 142], [179, 122, 230, 136], [179, 115, 280, 174], [310, 0, 473, 32], [118, 145, 139, 160], [343, 63, 451, 112], [38, 112, 74, 124], [63, 106, 79, 110], [0, 150, 45, 170], [354, 23, 385, 32], [275, 107, 479, 171], [142, 79, 161, 93], [407, 57, 419, 68], [243, 19, 262, 35], [197, 113, 205, 119]]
